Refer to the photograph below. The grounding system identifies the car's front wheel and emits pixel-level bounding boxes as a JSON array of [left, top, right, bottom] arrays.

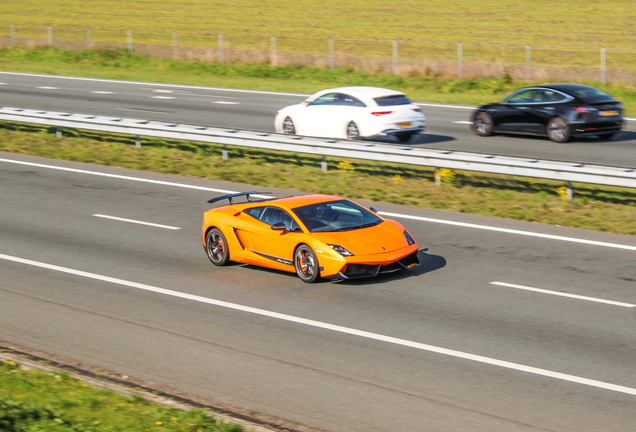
[[294, 244, 320, 283], [547, 117, 570, 143], [346, 122, 360, 140], [472, 112, 494, 137], [205, 228, 230, 266], [282, 117, 296, 134]]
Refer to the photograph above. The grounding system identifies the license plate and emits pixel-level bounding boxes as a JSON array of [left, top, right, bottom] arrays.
[[398, 122, 411, 128], [600, 110, 619, 116]]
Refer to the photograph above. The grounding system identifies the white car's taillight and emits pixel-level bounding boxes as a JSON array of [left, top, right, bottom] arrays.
[[371, 111, 392, 116]]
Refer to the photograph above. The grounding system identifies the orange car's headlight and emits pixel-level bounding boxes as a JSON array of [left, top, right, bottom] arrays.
[[328, 244, 354, 257]]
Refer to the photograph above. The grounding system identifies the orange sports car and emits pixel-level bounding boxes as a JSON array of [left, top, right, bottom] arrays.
[[202, 192, 420, 282]]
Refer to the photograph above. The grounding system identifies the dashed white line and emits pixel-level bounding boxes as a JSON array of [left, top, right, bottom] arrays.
[[490, 282, 636, 308], [213, 101, 240, 105], [1, 252, 635, 397], [92, 214, 181, 230], [91, 91, 114, 94], [453, 120, 473, 124], [37, 86, 59, 90], [151, 96, 175, 99]]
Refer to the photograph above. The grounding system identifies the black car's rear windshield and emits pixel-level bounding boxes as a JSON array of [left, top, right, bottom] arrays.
[[567, 87, 615, 103], [374, 95, 411, 106], [292, 200, 382, 232]]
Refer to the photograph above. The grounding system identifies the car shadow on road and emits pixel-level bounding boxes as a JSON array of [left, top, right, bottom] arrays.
[[331, 251, 446, 286], [366, 133, 456, 147]]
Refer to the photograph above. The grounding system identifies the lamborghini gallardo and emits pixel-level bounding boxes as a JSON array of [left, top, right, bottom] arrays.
[[202, 192, 420, 283]]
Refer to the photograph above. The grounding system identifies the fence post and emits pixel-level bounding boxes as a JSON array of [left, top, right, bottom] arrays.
[[329, 38, 334, 69], [526, 45, 531, 82], [127, 30, 133, 52], [457, 42, 463, 79], [392, 40, 398, 75], [172, 32, 178, 60], [271, 36, 276, 66], [601, 47, 606, 85], [47, 26, 53, 47], [218, 34, 224, 63], [86, 28, 92, 48], [10, 25, 16, 46]]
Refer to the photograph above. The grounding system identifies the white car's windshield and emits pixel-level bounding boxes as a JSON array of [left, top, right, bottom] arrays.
[[292, 200, 382, 232]]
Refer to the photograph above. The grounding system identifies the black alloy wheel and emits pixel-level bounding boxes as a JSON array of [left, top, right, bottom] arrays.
[[283, 117, 296, 134], [294, 245, 320, 283], [547, 117, 570, 143], [346, 122, 360, 140], [205, 228, 230, 266], [472, 111, 494, 137]]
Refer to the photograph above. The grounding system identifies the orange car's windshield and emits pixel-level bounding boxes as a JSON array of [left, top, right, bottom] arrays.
[[292, 200, 382, 232]]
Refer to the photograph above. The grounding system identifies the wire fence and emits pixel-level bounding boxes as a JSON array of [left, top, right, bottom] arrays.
[[2, 25, 636, 83]]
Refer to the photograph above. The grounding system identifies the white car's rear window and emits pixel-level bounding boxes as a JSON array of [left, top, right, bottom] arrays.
[[374, 95, 411, 106]]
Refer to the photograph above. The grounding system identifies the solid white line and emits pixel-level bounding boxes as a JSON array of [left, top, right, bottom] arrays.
[[0, 71, 307, 97], [213, 101, 240, 105], [92, 214, 181, 230], [490, 282, 636, 308], [453, 120, 473, 124], [37, 86, 58, 90], [1, 252, 635, 397], [379, 211, 636, 252], [0, 158, 273, 200]]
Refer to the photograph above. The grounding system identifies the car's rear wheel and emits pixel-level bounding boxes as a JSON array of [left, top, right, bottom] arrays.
[[205, 228, 230, 266], [547, 117, 570, 143], [346, 122, 360, 140], [294, 244, 320, 283], [396, 132, 416, 143], [282, 117, 296, 134], [472, 112, 494, 137]]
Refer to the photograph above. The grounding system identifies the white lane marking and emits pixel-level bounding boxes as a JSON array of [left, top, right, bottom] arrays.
[[0, 71, 307, 97], [37, 86, 59, 90], [0, 83, 6, 85], [379, 211, 636, 252], [213, 101, 240, 105], [153, 89, 174, 93], [0, 158, 273, 200], [1, 252, 635, 397], [117, 108, 170, 114], [92, 214, 181, 230], [91, 91, 114, 94], [453, 120, 473, 124], [1, 157, 632, 250], [625, 118, 636, 122], [151, 96, 175, 99], [490, 282, 636, 308], [418, 103, 475, 110]]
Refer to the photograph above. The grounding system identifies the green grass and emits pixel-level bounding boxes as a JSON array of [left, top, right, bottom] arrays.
[[1, 47, 636, 115], [2, 123, 636, 236], [0, 359, 244, 432]]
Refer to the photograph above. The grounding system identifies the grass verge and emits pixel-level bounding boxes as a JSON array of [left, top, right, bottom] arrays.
[[1, 47, 636, 115], [2, 122, 635, 236], [0, 359, 244, 432]]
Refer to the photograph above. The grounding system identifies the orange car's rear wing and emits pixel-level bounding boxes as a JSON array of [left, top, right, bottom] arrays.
[[207, 191, 272, 205]]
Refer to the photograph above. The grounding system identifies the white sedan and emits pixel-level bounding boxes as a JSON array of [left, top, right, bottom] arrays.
[[275, 86, 426, 142]]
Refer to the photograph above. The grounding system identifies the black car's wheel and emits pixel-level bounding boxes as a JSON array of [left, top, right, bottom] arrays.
[[396, 132, 416, 143], [547, 117, 570, 143], [346, 122, 360, 140], [282, 117, 296, 134], [598, 132, 617, 140], [472, 112, 494, 137], [205, 228, 230, 266], [294, 244, 320, 283]]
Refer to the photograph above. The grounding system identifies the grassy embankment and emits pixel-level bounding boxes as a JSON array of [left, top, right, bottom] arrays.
[[0, 359, 244, 432]]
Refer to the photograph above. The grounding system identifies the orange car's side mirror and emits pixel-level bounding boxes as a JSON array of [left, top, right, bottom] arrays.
[[271, 222, 287, 232]]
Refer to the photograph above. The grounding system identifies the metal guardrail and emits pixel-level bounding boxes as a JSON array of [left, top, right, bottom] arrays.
[[1, 106, 635, 190]]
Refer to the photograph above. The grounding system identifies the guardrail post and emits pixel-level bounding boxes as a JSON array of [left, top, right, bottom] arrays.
[[127, 30, 133, 52], [47, 26, 53, 47], [218, 34, 225, 63], [271, 36, 277, 66], [222, 144, 228, 159], [135, 135, 141, 148], [434, 170, 441, 186], [172, 32, 178, 60], [392, 40, 398, 75], [86, 28, 92, 48], [56, 127, 62, 138], [601, 47, 606, 85], [567, 181, 573, 201], [526, 45, 532, 82], [328, 38, 335, 69], [321, 155, 328, 172], [457, 42, 463, 79], [10, 25, 16, 46]]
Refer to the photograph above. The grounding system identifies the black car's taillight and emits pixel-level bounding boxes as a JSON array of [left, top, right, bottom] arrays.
[[574, 107, 598, 113]]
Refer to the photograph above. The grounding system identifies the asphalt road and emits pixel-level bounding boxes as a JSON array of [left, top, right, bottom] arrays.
[[1, 71, 636, 168], [1, 152, 635, 432]]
